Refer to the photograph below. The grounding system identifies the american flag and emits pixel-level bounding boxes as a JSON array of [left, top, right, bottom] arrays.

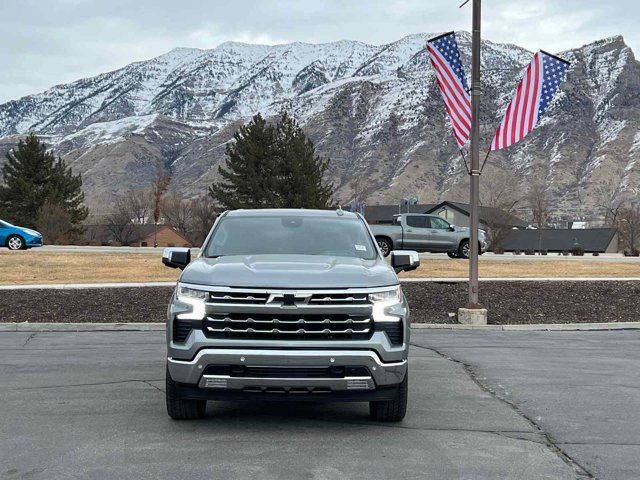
[[426, 32, 471, 148], [491, 51, 570, 151]]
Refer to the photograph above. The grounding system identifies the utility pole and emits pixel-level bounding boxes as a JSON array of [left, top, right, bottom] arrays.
[[458, 0, 488, 324]]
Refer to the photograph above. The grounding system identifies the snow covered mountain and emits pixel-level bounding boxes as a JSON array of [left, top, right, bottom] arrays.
[[0, 33, 638, 217]]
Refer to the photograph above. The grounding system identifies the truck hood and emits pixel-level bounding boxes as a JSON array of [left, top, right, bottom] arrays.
[[180, 254, 398, 289]]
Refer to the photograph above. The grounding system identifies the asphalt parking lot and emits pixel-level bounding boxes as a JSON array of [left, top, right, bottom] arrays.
[[2, 330, 639, 479]]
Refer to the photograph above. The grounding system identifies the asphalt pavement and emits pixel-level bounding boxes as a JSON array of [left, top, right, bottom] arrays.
[[0, 331, 580, 480], [412, 330, 640, 480]]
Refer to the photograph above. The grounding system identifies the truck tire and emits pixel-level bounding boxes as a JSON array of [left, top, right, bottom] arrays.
[[376, 237, 392, 257], [369, 371, 408, 422], [166, 365, 206, 420], [458, 240, 471, 259], [447, 252, 459, 259]]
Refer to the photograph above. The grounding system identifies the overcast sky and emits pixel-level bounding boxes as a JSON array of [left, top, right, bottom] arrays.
[[1, 0, 637, 103]]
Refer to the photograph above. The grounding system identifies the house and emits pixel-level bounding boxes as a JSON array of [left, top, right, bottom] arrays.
[[425, 201, 528, 229], [84, 224, 192, 247], [500, 228, 618, 253]]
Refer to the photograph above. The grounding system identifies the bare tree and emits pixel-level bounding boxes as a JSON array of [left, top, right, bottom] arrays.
[[595, 178, 626, 227], [526, 182, 552, 229], [105, 197, 137, 245], [151, 167, 171, 247], [189, 197, 219, 245], [617, 205, 640, 254], [123, 188, 152, 224], [480, 171, 523, 250], [162, 192, 191, 239], [36, 201, 75, 245]]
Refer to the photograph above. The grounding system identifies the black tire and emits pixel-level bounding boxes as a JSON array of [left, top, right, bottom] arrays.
[[166, 365, 206, 420], [447, 252, 459, 259], [369, 371, 408, 422], [6, 235, 25, 250], [458, 239, 471, 259], [376, 237, 392, 257]]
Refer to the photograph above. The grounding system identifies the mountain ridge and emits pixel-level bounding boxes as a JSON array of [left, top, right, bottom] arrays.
[[0, 33, 638, 219]]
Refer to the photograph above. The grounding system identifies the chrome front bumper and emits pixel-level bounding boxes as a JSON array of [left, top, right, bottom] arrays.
[[168, 348, 407, 392]]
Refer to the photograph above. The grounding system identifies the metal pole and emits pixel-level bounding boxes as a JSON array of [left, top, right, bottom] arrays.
[[468, 0, 481, 306]]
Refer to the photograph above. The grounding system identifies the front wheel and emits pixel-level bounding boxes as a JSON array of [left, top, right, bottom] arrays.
[[458, 240, 471, 259], [447, 252, 459, 259], [370, 372, 408, 422], [7, 235, 25, 250], [166, 365, 206, 420], [376, 238, 392, 257]]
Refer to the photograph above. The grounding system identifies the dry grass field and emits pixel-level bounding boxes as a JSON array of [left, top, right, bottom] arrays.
[[1, 250, 639, 285]]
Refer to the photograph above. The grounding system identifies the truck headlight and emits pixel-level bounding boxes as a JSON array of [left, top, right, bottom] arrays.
[[369, 286, 401, 304], [177, 285, 208, 301], [175, 284, 208, 320]]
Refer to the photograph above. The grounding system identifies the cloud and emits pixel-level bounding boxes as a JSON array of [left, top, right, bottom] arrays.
[[0, 0, 637, 103]]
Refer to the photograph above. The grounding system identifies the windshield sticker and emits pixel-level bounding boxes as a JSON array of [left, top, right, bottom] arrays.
[[354, 244, 367, 251]]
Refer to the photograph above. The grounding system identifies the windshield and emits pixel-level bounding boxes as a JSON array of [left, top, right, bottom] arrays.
[[205, 215, 378, 260]]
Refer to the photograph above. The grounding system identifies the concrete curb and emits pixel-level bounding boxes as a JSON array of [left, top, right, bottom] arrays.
[[3, 322, 640, 333], [411, 322, 640, 331]]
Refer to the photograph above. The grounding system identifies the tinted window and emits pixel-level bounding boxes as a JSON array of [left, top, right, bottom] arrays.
[[430, 217, 451, 230], [205, 215, 377, 260], [406, 216, 427, 228]]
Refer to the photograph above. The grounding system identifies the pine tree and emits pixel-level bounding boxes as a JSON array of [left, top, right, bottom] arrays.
[[209, 114, 279, 209], [0, 133, 88, 229], [273, 112, 333, 209], [209, 113, 334, 209]]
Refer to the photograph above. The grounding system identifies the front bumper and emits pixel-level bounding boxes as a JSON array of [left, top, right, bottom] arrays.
[[26, 236, 43, 247], [168, 348, 407, 395]]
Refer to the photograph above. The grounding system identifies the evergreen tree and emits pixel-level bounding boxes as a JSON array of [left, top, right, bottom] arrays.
[[209, 113, 333, 209], [272, 112, 333, 209], [209, 114, 279, 209], [0, 133, 88, 229]]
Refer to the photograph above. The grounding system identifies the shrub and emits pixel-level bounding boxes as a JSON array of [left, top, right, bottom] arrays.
[[571, 244, 585, 256], [524, 249, 535, 255], [592, 252, 600, 256], [513, 250, 522, 255], [540, 249, 548, 255], [493, 247, 505, 254]]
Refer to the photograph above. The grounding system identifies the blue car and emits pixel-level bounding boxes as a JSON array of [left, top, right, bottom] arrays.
[[0, 219, 43, 250]]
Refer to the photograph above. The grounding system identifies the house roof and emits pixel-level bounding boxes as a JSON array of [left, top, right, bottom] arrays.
[[426, 201, 528, 228], [364, 204, 437, 223], [500, 228, 617, 252]]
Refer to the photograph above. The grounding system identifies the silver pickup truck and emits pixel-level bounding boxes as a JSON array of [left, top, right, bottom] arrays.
[[161, 208, 420, 422], [371, 213, 487, 259]]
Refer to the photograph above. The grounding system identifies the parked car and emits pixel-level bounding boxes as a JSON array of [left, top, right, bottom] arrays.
[[0, 219, 43, 250], [161, 208, 419, 421], [370, 214, 487, 259]]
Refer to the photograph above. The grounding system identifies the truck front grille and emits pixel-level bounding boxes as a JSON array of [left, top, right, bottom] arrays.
[[202, 287, 376, 341], [205, 313, 372, 340]]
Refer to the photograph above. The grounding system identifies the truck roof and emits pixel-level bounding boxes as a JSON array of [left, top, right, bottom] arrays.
[[225, 208, 359, 219]]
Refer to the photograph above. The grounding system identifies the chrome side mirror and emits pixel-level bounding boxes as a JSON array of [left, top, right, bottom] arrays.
[[391, 250, 420, 273], [162, 247, 191, 270]]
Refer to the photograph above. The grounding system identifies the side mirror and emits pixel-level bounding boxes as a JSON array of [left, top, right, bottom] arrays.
[[449, 225, 456, 232], [391, 250, 420, 273], [162, 247, 191, 270]]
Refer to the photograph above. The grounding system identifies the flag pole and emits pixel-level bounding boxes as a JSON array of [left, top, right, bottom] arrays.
[[468, 0, 481, 307]]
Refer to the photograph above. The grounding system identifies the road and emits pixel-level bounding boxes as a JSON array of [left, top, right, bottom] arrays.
[[2, 330, 639, 479]]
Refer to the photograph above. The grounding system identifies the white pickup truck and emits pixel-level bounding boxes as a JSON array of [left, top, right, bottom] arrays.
[[370, 214, 488, 259]]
